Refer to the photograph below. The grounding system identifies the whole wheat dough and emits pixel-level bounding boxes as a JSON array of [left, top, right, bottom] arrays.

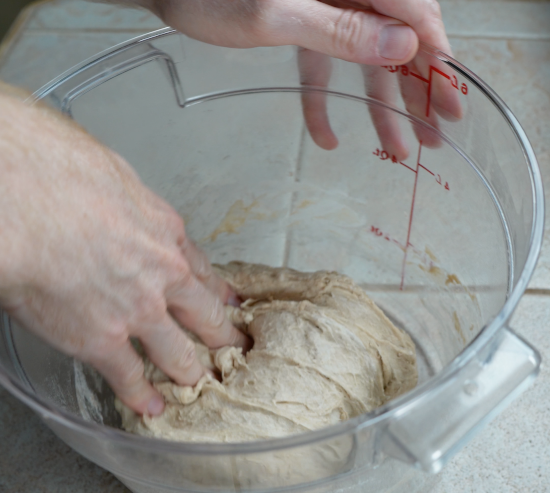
[[116, 262, 417, 444]]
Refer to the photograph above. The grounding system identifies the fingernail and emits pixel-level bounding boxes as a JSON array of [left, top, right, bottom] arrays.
[[379, 25, 414, 60], [147, 395, 165, 416]]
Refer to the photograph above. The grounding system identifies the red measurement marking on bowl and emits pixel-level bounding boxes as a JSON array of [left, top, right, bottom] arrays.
[[369, 226, 406, 249], [382, 65, 468, 117], [374, 63, 466, 288], [370, 225, 435, 271], [371, 141, 449, 289], [373, 148, 450, 190], [402, 142, 423, 290]]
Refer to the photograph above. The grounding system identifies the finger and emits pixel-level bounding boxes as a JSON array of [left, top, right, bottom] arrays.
[[362, 65, 409, 161], [367, 0, 451, 54], [90, 341, 165, 416], [137, 313, 206, 387], [298, 48, 338, 150], [269, 1, 418, 65], [167, 268, 252, 351], [179, 237, 239, 305], [409, 49, 463, 123], [351, 0, 462, 121]]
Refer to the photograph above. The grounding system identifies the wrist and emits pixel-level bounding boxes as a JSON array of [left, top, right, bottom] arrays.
[[0, 90, 44, 303]]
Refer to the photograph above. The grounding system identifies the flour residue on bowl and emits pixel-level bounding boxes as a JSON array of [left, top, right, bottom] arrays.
[[205, 199, 276, 242], [74, 360, 104, 424]]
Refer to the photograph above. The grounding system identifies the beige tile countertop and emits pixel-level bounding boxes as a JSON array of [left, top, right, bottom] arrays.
[[1, 1, 549, 492]]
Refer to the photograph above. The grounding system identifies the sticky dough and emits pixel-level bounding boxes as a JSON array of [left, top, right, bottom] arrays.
[[116, 262, 417, 444]]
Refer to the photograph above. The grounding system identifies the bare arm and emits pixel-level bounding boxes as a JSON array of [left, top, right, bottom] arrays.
[[0, 86, 249, 416]]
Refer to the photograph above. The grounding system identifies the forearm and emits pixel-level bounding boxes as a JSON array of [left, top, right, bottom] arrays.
[[0, 87, 35, 303], [0, 80, 32, 101], [0, 86, 63, 302]]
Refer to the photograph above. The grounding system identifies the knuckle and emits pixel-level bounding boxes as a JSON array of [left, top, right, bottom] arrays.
[[193, 251, 213, 282], [153, 203, 185, 244], [129, 284, 168, 325], [241, 3, 273, 42], [424, 0, 442, 18], [141, 293, 168, 320], [205, 297, 226, 330], [176, 260, 195, 288], [88, 345, 145, 392], [168, 211, 185, 237], [88, 322, 129, 357], [160, 214, 185, 247], [332, 10, 369, 60], [118, 355, 145, 388], [173, 338, 197, 372]]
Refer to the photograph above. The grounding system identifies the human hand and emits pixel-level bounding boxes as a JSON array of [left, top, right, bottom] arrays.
[[133, 0, 460, 159], [138, 0, 429, 62], [0, 89, 250, 416], [295, 1, 461, 160]]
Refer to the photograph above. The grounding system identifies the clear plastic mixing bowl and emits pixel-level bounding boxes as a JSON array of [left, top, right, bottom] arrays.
[[0, 28, 544, 493]]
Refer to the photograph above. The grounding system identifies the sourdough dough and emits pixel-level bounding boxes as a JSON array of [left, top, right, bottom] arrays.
[[116, 262, 417, 444]]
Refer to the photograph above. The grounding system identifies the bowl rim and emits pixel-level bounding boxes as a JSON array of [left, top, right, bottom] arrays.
[[0, 28, 544, 456]]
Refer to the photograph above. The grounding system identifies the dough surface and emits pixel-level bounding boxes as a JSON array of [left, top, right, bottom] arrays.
[[116, 262, 417, 444]]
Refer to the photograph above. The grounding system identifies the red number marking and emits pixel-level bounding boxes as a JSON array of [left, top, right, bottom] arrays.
[[371, 226, 383, 236]]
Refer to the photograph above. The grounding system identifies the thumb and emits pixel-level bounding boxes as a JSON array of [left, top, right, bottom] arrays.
[[269, 1, 418, 65]]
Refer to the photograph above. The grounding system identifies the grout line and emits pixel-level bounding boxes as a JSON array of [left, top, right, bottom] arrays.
[[282, 122, 307, 268], [525, 288, 550, 296]]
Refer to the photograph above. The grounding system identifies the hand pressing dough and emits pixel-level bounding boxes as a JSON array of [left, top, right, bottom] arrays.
[[116, 262, 417, 445]]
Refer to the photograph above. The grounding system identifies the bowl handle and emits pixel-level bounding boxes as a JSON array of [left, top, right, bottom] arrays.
[[48, 41, 185, 115], [381, 327, 540, 473]]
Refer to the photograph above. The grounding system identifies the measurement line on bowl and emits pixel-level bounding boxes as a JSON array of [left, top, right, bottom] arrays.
[[371, 140, 451, 290], [376, 63, 467, 288], [369, 225, 434, 270], [401, 141, 423, 290], [426, 67, 446, 117], [382, 64, 469, 117], [372, 148, 450, 191]]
